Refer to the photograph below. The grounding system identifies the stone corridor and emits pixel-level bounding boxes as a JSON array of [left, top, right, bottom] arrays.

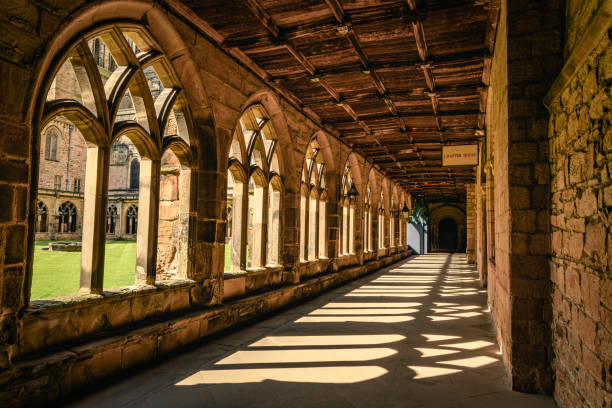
[[70, 255, 554, 408]]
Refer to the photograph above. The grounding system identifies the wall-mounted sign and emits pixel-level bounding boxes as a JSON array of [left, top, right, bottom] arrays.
[[442, 144, 478, 166]]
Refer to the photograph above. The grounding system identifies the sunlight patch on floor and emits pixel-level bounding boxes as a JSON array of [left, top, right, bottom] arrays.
[[176, 366, 389, 385], [215, 348, 397, 365], [439, 356, 498, 368], [295, 315, 416, 323], [249, 334, 406, 347], [408, 365, 462, 379]]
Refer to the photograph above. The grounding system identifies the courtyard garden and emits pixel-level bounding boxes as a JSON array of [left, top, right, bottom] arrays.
[[31, 241, 234, 300]]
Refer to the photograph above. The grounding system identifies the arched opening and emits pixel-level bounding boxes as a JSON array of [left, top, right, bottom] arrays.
[[300, 139, 327, 261], [58, 201, 77, 233], [126, 206, 138, 234], [438, 218, 458, 252], [106, 204, 118, 234], [36, 201, 48, 233], [30, 23, 196, 300], [44, 128, 59, 161], [225, 105, 281, 272], [340, 163, 356, 256]]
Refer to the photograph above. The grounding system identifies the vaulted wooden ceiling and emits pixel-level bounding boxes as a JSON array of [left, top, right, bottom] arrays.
[[179, 0, 499, 201]]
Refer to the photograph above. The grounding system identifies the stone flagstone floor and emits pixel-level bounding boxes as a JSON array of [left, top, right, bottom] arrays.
[[70, 254, 555, 408]]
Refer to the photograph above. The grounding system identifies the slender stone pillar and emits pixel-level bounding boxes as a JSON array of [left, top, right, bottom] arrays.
[[80, 145, 109, 293], [135, 157, 160, 285]]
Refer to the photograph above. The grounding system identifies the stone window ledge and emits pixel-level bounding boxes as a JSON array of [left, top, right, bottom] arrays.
[[223, 265, 285, 300], [27, 279, 195, 312], [300, 258, 326, 265], [20, 279, 198, 357], [224, 265, 284, 280]]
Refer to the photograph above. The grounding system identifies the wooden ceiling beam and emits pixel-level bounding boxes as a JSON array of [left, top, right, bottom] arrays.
[[330, 110, 480, 125], [323, 0, 346, 23], [237, 0, 372, 142], [242, 0, 280, 37], [322, 0, 409, 176], [269, 48, 487, 80]]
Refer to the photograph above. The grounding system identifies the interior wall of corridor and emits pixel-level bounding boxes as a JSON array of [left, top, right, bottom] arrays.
[[473, 0, 612, 406]]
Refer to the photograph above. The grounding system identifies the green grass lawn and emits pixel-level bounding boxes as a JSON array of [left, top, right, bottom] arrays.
[[31, 240, 137, 300], [224, 243, 231, 271], [32, 241, 234, 300], [223, 244, 249, 272]]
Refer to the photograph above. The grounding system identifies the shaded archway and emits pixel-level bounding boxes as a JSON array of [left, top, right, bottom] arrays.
[[428, 205, 466, 253], [438, 218, 458, 252]]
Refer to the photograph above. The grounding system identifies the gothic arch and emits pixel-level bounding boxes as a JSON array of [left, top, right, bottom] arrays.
[[27, 9, 209, 300], [345, 152, 363, 196], [238, 89, 293, 190], [29, 1, 214, 170], [429, 205, 467, 253]]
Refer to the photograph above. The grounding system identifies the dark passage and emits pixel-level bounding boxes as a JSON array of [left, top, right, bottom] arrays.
[[438, 218, 458, 252]]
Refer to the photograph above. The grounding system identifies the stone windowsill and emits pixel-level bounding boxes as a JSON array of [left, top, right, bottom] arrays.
[[224, 265, 284, 280], [27, 278, 195, 312], [299, 258, 327, 265]]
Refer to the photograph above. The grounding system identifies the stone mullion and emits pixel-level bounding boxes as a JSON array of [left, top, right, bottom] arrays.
[[253, 185, 268, 267], [349, 204, 355, 254], [309, 196, 319, 259], [304, 193, 310, 260], [318, 199, 327, 257], [341, 203, 347, 254], [395, 216, 399, 248], [326, 200, 339, 259], [79, 145, 110, 294], [135, 158, 161, 285], [237, 182, 249, 270]]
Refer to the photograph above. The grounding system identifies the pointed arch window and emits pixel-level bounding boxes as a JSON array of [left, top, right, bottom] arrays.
[[390, 199, 396, 248], [225, 105, 283, 271], [44, 128, 59, 161], [364, 185, 372, 252], [106, 204, 118, 234], [36, 201, 48, 233], [31, 24, 194, 300], [299, 141, 327, 261], [126, 205, 138, 234], [340, 164, 356, 255], [378, 193, 386, 249], [129, 158, 140, 189], [58, 201, 77, 233]]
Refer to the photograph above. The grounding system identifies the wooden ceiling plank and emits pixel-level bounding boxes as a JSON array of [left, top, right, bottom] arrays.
[[323, 0, 345, 24], [242, 0, 280, 38]]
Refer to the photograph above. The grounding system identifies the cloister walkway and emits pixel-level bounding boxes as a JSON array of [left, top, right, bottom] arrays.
[[71, 255, 554, 408]]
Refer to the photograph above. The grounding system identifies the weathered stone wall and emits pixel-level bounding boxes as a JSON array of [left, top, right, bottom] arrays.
[[549, 31, 612, 407], [484, 0, 511, 381], [504, 0, 563, 393], [466, 183, 476, 263], [482, 0, 564, 393], [38, 119, 87, 191]]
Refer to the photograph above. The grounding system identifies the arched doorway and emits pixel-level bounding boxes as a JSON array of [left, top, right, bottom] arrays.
[[438, 218, 458, 252]]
